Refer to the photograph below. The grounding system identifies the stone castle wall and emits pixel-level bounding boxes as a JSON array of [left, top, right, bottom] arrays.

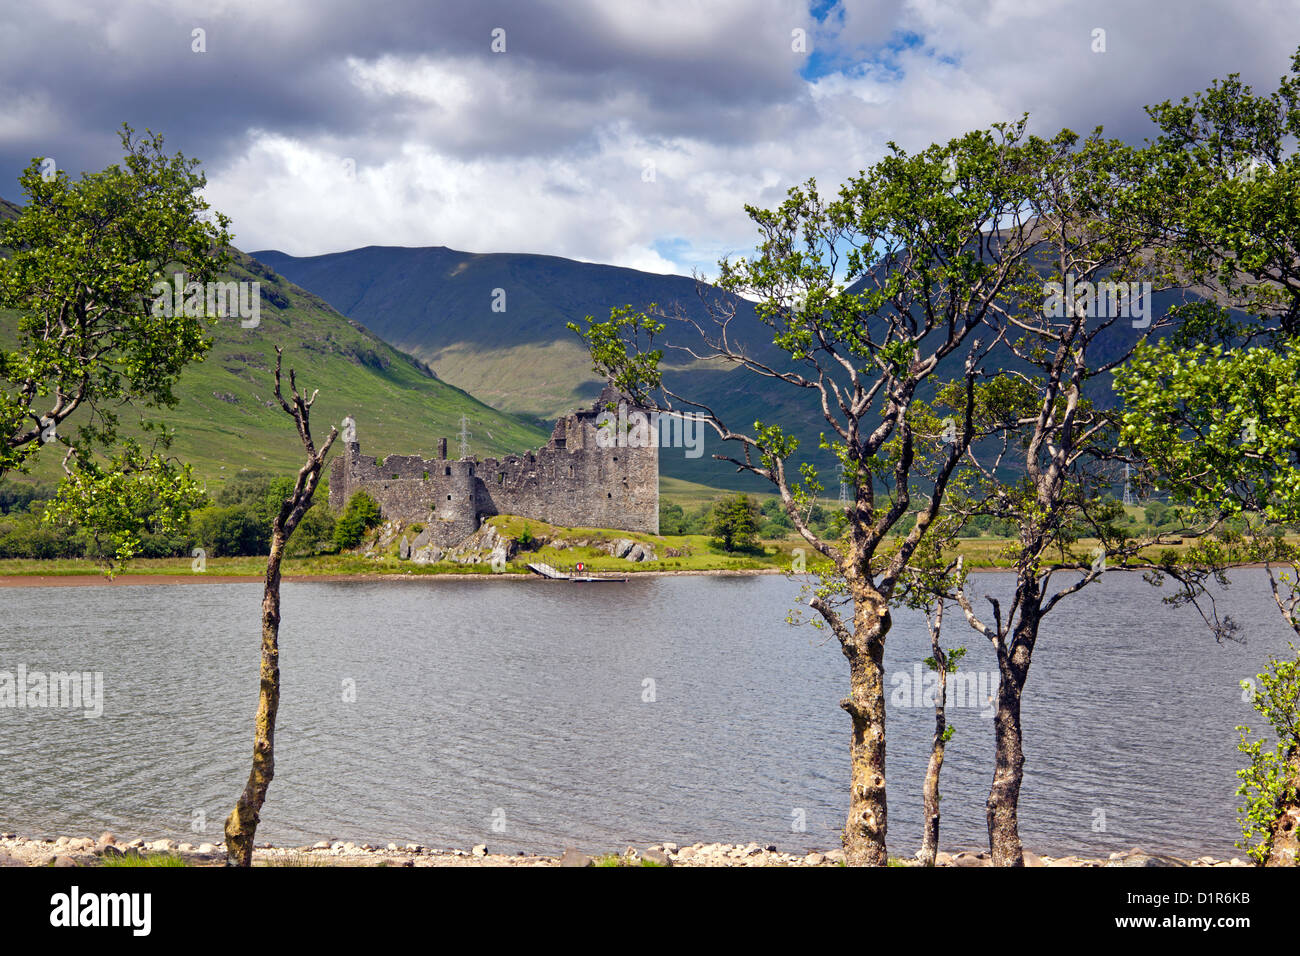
[[328, 389, 659, 546]]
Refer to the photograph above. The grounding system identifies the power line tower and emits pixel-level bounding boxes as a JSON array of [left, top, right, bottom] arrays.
[[838, 463, 849, 506], [458, 415, 472, 459], [1122, 463, 1135, 507]]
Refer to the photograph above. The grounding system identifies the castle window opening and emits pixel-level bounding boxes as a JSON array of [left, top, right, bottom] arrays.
[[444, 466, 451, 476]]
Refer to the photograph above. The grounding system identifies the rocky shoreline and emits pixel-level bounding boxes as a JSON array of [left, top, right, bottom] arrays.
[[0, 832, 1252, 868]]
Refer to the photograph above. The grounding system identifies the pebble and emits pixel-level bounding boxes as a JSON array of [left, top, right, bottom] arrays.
[[0, 832, 1256, 868]]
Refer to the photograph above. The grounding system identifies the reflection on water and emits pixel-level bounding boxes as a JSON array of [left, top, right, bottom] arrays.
[[0, 570, 1291, 857]]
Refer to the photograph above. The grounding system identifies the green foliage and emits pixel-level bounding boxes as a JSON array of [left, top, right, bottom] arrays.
[[659, 499, 711, 536], [1236, 647, 1300, 864], [0, 479, 55, 514], [1116, 337, 1300, 524], [192, 504, 268, 557], [286, 501, 336, 557], [99, 852, 189, 868], [0, 507, 83, 559], [41, 439, 207, 573], [333, 490, 382, 551], [709, 493, 760, 552], [0, 125, 232, 478]]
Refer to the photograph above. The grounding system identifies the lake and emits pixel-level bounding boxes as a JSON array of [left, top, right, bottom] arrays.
[[0, 569, 1293, 858]]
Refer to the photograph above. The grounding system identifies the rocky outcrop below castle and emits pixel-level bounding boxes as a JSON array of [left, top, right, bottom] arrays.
[[363, 518, 666, 567]]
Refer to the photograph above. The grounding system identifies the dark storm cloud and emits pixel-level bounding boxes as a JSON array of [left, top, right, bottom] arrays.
[[1, 0, 1294, 269], [0, 0, 810, 194]]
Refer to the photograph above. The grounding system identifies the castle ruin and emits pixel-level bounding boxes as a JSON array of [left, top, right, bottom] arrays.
[[328, 386, 659, 545]]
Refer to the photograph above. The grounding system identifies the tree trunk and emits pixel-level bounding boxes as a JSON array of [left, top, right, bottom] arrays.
[[841, 581, 891, 866], [919, 632, 949, 868], [1266, 748, 1300, 866], [224, 531, 286, 866], [987, 653, 1025, 867]]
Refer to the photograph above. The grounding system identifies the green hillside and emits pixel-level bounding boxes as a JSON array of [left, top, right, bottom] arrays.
[[0, 201, 548, 493], [251, 245, 829, 489]]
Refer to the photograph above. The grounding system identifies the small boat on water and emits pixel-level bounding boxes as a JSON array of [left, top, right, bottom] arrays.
[[526, 561, 627, 583]]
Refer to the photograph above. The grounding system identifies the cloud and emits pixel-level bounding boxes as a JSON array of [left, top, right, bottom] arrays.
[[1, 0, 1296, 275]]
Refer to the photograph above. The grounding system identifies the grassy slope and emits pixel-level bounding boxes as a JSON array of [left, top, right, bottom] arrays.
[[0, 199, 548, 491], [251, 245, 824, 491]]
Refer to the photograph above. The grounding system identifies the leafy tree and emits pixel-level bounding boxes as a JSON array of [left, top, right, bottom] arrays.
[[43, 438, 205, 570], [286, 501, 337, 557], [0, 125, 231, 570], [659, 501, 686, 535], [710, 493, 760, 551], [926, 127, 1199, 865], [1237, 648, 1300, 865], [895, 533, 966, 867], [0, 479, 55, 514], [573, 120, 1053, 865], [1143, 499, 1171, 528], [192, 503, 269, 557], [1114, 50, 1300, 866], [332, 489, 382, 550], [0, 126, 231, 477]]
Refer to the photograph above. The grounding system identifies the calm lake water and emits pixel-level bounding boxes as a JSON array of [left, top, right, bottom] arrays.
[[0, 570, 1293, 858]]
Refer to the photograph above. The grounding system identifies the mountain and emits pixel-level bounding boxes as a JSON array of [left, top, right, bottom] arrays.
[[0, 200, 548, 491], [250, 245, 835, 488], [255, 242, 1219, 493]]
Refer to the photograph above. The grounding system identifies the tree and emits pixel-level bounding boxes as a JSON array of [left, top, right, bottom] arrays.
[[709, 492, 760, 551], [224, 348, 338, 867], [896, 540, 967, 867], [332, 489, 382, 550], [573, 120, 1052, 865], [1238, 645, 1300, 865], [42, 438, 206, 571], [934, 127, 1208, 866], [0, 125, 231, 478], [1114, 50, 1300, 866], [0, 125, 231, 571]]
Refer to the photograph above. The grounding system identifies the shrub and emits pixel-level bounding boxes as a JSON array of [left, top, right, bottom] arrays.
[[333, 490, 382, 550]]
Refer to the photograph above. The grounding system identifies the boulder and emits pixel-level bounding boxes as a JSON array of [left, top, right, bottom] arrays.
[[607, 538, 636, 559], [1106, 853, 1187, 867], [559, 848, 593, 867], [411, 545, 444, 565]]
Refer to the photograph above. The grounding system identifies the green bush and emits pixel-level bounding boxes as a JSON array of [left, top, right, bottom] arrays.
[[710, 493, 760, 552], [1236, 648, 1300, 864], [333, 490, 382, 551], [192, 504, 268, 557], [287, 501, 337, 556]]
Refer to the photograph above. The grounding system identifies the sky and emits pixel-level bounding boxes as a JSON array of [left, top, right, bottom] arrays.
[[1, 0, 1298, 277]]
